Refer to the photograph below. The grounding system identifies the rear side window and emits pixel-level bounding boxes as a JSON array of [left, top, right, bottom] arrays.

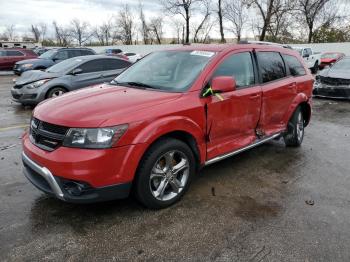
[[6, 50, 24, 56], [79, 59, 104, 73], [213, 52, 255, 88], [282, 54, 306, 76], [0, 50, 6, 56], [103, 59, 131, 70], [56, 50, 69, 60], [81, 49, 95, 55], [257, 52, 285, 83], [125, 53, 136, 56]]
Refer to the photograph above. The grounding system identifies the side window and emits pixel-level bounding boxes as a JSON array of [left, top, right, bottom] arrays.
[[69, 50, 81, 58], [0, 50, 6, 56], [282, 54, 306, 77], [257, 52, 286, 83], [103, 59, 131, 70], [79, 60, 104, 73], [81, 50, 95, 55], [305, 48, 312, 56], [213, 52, 255, 88], [55, 50, 69, 60], [6, 50, 24, 56]]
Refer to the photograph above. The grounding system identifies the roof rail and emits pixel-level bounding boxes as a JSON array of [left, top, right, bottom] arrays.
[[238, 40, 292, 49]]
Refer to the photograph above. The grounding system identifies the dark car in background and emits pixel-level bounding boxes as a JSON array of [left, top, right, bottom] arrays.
[[13, 47, 96, 75], [11, 55, 131, 105], [33, 47, 50, 56], [319, 52, 345, 69], [314, 56, 350, 100], [0, 48, 38, 70]]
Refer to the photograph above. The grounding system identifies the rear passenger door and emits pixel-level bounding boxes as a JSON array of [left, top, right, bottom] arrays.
[[70, 59, 105, 90], [256, 51, 297, 135], [206, 51, 262, 159]]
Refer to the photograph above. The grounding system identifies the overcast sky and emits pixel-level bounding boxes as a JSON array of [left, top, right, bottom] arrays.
[[0, 0, 172, 37]]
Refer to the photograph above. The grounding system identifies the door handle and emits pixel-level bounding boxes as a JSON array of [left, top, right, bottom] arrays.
[[249, 94, 260, 99], [288, 83, 296, 89]]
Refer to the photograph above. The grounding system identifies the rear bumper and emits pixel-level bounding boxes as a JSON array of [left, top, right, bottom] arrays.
[[22, 152, 132, 203]]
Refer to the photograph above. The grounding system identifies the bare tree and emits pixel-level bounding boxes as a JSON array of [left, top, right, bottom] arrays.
[[94, 19, 114, 46], [5, 24, 15, 40], [139, 3, 150, 44], [224, 0, 248, 42], [171, 19, 184, 43], [297, 0, 340, 43], [192, 0, 212, 42], [246, 0, 293, 41], [31, 25, 41, 42], [149, 17, 164, 44], [117, 4, 134, 45], [39, 23, 47, 42], [53, 21, 71, 46], [160, 0, 201, 44], [217, 0, 225, 42], [70, 19, 92, 46]]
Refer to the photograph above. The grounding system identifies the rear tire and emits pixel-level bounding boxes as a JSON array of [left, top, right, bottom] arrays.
[[283, 107, 304, 147], [47, 87, 67, 98], [134, 138, 195, 209]]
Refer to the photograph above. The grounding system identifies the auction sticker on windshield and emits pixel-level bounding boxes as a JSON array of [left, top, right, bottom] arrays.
[[190, 51, 215, 57]]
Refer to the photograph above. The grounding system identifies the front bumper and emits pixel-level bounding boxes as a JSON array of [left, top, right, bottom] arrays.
[[22, 152, 132, 203], [313, 84, 350, 100], [11, 86, 45, 104]]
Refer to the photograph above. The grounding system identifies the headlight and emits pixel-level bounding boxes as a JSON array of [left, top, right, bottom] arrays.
[[63, 124, 128, 149], [22, 64, 33, 68], [25, 79, 51, 89]]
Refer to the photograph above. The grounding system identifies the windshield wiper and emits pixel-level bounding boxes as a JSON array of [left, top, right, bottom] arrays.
[[112, 81, 158, 90]]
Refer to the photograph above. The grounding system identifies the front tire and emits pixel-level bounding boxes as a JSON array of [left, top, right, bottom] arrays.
[[283, 107, 304, 147], [134, 138, 195, 209], [47, 87, 67, 98]]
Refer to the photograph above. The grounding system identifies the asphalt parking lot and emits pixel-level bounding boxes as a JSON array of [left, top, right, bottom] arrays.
[[0, 75, 349, 261]]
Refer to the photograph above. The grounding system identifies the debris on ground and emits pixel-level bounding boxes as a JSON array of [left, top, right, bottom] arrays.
[[305, 199, 315, 206], [0, 144, 16, 151]]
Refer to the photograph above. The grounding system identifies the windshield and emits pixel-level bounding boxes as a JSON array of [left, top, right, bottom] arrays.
[[321, 53, 338, 59], [39, 49, 57, 59], [113, 50, 215, 92], [331, 58, 350, 70], [46, 57, 84, 73]]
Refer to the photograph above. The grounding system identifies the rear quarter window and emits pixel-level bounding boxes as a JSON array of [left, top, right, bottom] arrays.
[[282, 54, 306, 77], [257, 52, 286, 83], [103, 59, 131, 70]]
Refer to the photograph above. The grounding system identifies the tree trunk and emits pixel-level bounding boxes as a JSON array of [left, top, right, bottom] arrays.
[[218, 0, 225, 43], [185, 8, 190, 44], [308, 24, 313, 43]]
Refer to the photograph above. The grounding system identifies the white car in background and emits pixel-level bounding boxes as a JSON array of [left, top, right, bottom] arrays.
[[292, 47, 321, 73], [124, 52, 143, 63]]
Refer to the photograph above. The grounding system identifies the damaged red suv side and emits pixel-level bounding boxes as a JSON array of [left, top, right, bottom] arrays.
[[22, 43, 313, 209]]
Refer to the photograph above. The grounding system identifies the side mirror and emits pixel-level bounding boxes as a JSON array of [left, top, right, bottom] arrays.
[[71, 68, 83, 75], [211, 76, 236, 93], [303, 54, 310, 58]]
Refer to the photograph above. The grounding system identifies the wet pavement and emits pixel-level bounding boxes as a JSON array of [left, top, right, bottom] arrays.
[[0, 75, 349, 261]]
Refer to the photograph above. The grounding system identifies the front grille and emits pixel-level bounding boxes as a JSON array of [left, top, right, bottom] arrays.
[[320, 76, 350, 86], [30, 118, 69, 151]]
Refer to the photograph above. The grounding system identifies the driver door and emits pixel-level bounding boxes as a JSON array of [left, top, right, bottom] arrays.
[[205, 51, 262, 160], [70, 59, 105, 90]]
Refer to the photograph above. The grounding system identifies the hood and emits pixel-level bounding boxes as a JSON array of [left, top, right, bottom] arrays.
[[34, 84, 183, 127], [320, 68, 350, 79], [321, 58, 336, 63], [15, 70, 60, 85], [15, 58, 54, 66]]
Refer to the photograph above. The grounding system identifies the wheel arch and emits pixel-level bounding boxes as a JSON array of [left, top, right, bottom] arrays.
[[45, 86, 69, 98], [284, 93, 312, 127]]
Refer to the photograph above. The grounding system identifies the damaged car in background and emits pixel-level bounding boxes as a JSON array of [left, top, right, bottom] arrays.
[[314, 56, 350, 100], [11, 55, 131, 105]]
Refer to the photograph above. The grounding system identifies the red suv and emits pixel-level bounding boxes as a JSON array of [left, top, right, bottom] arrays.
[[0, 48, 37, 70], [22, 44, 313, 209]]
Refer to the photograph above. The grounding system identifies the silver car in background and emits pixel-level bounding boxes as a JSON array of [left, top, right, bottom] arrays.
[[11, 55, 131, 105]]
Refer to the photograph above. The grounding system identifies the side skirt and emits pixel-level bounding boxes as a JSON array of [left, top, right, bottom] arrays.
[[205, 133, 281, 166]]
